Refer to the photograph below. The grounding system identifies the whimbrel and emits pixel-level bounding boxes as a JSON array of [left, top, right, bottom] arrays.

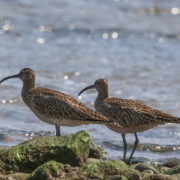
[[78, 78, 180, 164], [0, 68, 109, 136]]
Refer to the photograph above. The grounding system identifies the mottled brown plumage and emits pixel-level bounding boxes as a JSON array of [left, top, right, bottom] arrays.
[[78, 78, 180, 164], [0, 68, 109, 136]]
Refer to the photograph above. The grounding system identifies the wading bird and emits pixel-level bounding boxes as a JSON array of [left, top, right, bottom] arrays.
[[78, 78, 180, 164], [0, 69, 109, 136]]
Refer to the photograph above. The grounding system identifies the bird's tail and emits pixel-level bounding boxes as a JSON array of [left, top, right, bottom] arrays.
[[157, 115, 180, 124], [153, 110, 180, 124], [166, 117, 180, 124]]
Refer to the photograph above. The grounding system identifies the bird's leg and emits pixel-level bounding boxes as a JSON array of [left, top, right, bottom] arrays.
[[128, 133, 139, 164], [55, 124, 61, 136], [121, 133, 127, 162]]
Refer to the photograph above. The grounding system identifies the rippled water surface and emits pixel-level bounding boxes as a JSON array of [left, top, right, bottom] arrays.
[[0, 0, 180, 160]]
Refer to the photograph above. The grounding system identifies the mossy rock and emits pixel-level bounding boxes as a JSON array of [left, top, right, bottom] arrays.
[[29, 160, 134, 180], [165, 164, 180, 175], [0, 130, 90, 174], [133, 163, 159, 174], [28, 160, 75, 180], [79, 160, 140, 180], [29, 160, 139, 180]]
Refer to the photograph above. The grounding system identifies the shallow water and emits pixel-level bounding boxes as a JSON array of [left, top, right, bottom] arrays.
[[0, 0, 180, 160]]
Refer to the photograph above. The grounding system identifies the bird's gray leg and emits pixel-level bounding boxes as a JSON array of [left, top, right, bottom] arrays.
[[128, 133, 139, 164], [121, 133, 127, 162], [55, 125, 61, 136]]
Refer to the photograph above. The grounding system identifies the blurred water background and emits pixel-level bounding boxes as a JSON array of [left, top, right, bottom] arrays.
[[0, 0, 180, 161]]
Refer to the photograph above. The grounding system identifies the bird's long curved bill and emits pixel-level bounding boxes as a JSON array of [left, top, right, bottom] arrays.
[[78, 84, 95, 96], [0, 74, 19, 84]]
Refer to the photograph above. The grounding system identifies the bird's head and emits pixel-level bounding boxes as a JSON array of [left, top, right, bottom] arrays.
[[78, 78, 109, 96], [0, 68, 35, 84]]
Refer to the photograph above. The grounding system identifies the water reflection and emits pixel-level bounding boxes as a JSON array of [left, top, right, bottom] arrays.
[[39, 26, 52, 32], [112, 32, 118, 39], [102, 33, 108, 39], [171, 7, 180, 15], [36, 38, 45, 44]]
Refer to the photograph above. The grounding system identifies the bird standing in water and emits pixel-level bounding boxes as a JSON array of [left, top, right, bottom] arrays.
[[0, 68, 109, 136], [78, 78, 180, 164]]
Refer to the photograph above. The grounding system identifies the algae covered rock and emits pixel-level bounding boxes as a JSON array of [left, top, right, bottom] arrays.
[[28, 160, 74, 180], [2, 130, 179, 179], [79, 160, 140, 180], [0, 130, 90, 174], [29, 159, 141, 180]]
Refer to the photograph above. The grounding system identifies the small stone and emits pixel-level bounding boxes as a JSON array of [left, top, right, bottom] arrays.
[[141, 169, 154, 175], [86, 158, 100, 164], [134, 163, 159, 174], [160, 158, 180, 168], [165, 164, 180, 175]]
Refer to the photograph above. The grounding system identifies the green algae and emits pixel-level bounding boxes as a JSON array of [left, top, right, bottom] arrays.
[[80, 160, 140, 180], [60, 130, 90, 165], [28, 160, 71, 180], [0, 130, 180, 179], [29, 160, 140, 180], [0, 130, 90, 174]]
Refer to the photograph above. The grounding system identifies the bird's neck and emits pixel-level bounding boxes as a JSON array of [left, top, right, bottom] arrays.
[[95, 89, 109, 108], [21, 79, 35, 98]]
